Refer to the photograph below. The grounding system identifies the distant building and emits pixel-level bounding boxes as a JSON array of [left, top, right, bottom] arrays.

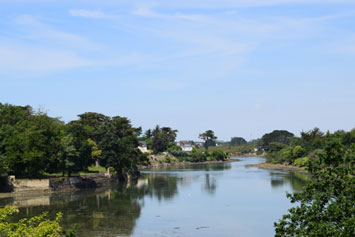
[[138, 141, 148, 153], [177, 141, 193, 152], [194, 142, 204, 148], [259, 146, 269, 152]]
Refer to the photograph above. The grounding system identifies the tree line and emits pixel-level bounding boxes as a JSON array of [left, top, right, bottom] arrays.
[[262, 128, 355, 166], [0, 103, 229, 183], [0, 103, 147, 181]]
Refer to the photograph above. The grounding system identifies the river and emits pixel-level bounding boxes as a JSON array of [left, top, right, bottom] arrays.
[[0, 157, 308, 236]]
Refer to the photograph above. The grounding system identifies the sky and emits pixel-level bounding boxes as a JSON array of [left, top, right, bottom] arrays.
[[1, 0, 355, 141]]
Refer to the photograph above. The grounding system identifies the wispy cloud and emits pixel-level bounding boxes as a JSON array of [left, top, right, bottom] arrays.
[[69, 9, 117, 19], [0, 43, 91, 74], [15, 14, 101, 51], [128, 0, 355, 9]]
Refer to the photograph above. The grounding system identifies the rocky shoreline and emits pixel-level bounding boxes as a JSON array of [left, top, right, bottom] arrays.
[[0, 173, 140, 197]]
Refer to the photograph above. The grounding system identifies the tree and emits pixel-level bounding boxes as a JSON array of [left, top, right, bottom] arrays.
[[261, 130, 294, 147], [0, 112, 62, 177], [87, 138, 102, 166], [58, 135, 79, 177], [99, 116, 141, 179], [151, 126, 178, 153], [199, 130, 217, 150], [300, 127, 325, 151], [274, 141, 355, 236], [0, 154, 8, 189], [230, 137, 247, 146]]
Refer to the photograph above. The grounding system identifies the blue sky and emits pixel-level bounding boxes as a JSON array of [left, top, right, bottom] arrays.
[[1, 0, 355, 141]]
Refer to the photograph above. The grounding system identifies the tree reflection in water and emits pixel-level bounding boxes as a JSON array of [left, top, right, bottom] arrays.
[[270, 171, 310, 192], [204, 174, 217, 195]]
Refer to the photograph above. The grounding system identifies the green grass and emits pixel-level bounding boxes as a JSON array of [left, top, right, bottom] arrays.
[[42, 165, 107, 177]]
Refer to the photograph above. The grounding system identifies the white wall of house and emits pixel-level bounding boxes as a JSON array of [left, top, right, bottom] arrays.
[[138, 146, 148, 153]]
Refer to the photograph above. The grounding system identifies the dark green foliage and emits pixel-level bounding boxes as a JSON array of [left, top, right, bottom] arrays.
[[0, 105, 62, 177], [0, 154, 8, 189], [199, 130, 217, 150], [99, 116, 141, 178], [274, 142, 355, 236], [265, 128, 355, 166], [189, 150, 207, 162], [211, 149, 227, 161], [150, 126, 178, 153], [169, 149, 228, 163], [0, 103, 143, 179], [229, 137, 247, 146], [261, 130, 294, 147]]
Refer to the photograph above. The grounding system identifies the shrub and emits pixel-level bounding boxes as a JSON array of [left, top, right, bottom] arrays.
[[190, 150, 207, 162], [293, 157, 309, 167], [211, 149, 227, 161], [164, 156, 171, 163], [0, 206, 76, 236]]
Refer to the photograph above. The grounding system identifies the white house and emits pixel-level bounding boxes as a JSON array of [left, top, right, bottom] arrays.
[[138, 141, 148, 153], [177, 141, 193, 152]]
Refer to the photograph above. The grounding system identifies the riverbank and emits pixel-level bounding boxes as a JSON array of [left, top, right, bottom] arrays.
[[138, 158, 239, 169], [248, 162, 307, 173], [0, 173, 140, 197]]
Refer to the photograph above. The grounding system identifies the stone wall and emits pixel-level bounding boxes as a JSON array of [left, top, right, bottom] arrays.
[[7, 175, 119, 192]]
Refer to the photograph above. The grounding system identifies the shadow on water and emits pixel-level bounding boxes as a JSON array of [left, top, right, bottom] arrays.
[[0, 160, 309, 236], [270, 171, 310, 192], [204, 174, 217, 195], [0, 174, 185, 236]]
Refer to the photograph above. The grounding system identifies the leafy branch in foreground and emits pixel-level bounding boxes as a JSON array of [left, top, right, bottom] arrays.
[[274, 141, 355, 236], [0, 206, 76, 237]]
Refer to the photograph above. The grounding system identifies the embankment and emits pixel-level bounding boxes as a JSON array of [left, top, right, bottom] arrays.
[[248, 163, 307, 173]]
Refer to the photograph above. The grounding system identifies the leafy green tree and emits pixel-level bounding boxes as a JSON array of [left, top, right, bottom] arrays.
[[274, 141, 355, 236], [58, 135, 79, 177], [230, 137, 247, 146], [87, 138, 102, 166], [99, 116, 141, 179], [151, 126, 178, 153], [299, 127, 325, 151], [261, 130, 294, 147], [1, 112, 62, 177], [199, 130, 217, 150], [0, 154, 8, 189]]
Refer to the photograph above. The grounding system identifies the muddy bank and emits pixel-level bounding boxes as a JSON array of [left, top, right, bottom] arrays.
[[247, 162, 307, 173]]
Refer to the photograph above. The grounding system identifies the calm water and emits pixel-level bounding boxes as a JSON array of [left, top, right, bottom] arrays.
[[0, 157, 308, 236]]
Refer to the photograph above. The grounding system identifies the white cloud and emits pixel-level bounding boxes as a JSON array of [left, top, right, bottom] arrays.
[[69, 9, 116, 19], [0, 44, 91, 74], [129, 0, 355, 9], [15, 14, 101, 51], [132, 7, 165, 18]]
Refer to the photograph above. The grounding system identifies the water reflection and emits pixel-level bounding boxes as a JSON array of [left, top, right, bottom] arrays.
[[144, 174, 180, 201], [0, 159, 309, 237], [143, 162, 232, 172], [203, 174, 217, 195], [269, 171, 309, 192]]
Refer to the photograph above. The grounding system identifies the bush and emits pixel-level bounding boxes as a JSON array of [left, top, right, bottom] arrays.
[[169, 150, 189, 158], [293, 157, 309, 166], [0, 206, 76, 236], [211, 150, 227, 161], [164, 156, 171, 163], [190, 150, 207, 162]]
